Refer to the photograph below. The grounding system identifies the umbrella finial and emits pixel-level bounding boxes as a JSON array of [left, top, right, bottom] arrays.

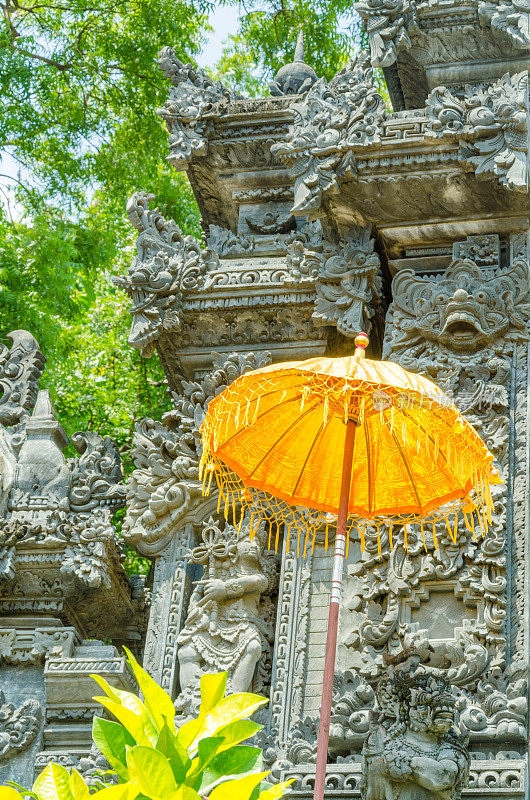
[[354, 332, 369, 358]]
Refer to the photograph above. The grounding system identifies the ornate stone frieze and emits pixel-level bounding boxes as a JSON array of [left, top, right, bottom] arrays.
[[122, 351, 271, 555], [425, 72, 529, 193], [356, 0, 416, 69], [271, 52, 386, 216], [0, 331, 46, 427], [361, 651, 470, 800], [114, 193, 218, 354], [0, 625, 77, 665], [377, 238, 529, 748], [68, 432, 126, 513], [157, 47, 240, 170], [311, 226, 382, 338], [478, 0, 530, 50], [0, 690, 42, 762]]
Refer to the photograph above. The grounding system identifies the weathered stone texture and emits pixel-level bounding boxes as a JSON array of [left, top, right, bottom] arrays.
[[2, 1, 528, 794]]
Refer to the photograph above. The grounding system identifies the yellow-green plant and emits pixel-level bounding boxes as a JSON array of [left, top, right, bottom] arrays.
[[2, 648, 293, 800]]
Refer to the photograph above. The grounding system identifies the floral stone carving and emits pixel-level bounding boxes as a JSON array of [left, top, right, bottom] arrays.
[[478, 0, 530, 51], [157, 47, 239, 170], [426, 72, 529, 193], [272, 51, 386, 216], [0, 690, 42, 762], [0, 331, 46, 427], [175, 519, 277, 714], [356, 0, 415, 69], [114, 193, 218, 355], [122, 351, 271, 556], [361, 651, 469, 800]]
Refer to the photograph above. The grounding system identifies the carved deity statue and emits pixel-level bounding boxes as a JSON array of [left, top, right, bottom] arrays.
[[361, 650, 469, 800], [176, 520, 276, 708]]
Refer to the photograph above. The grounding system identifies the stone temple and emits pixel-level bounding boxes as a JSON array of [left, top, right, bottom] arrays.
[[0, 3, 528, 798]]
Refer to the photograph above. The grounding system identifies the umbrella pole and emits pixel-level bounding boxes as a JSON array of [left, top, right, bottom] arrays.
[[313, 418, 357, 800]]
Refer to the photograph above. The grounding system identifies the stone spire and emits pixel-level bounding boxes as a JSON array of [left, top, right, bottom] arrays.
[[270, 30, 318, 96]]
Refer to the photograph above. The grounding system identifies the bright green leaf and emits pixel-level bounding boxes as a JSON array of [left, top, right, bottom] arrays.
[[92, 717, 136, 780], [213, 720, 263, 751], [123, 647, 177, 732], [199, 672, 228, 716], [156, 724, 190, 783], [256, 779, 296, 800], [209, 771, 270, 800], [33, 764, 74, 800], [200, 746, 263, 794], [126, 746, 180, 800], [68, 771, 90, 800], [93, 697, 157, 746]]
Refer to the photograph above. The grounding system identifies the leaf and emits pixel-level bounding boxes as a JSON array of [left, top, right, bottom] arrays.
[[200, 746, 263, 794], [92, 717, 136, 780], [199, 672, 228, 716], [194, 694, 268, 746], [33, 764, 74, 800], [208, 771, 270, 800], [213, 720, 263, 751], [91, 676, 148, 719], [0, 789, 24, 800], [68, 771, 90, 800], [93, 697, 157, 746], [126, 746, 181, 800], [91, 787, 135, 800], [256, 780, 296, 800], [155, 724, 190, 783], [123, 647, 177, 732], [186, 736, 225, 789]]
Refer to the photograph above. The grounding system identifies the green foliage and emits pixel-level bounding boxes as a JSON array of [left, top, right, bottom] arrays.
[[4, 654, 293, 800]]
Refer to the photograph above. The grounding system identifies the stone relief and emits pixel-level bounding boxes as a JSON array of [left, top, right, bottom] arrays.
[[157, 47, 239, 170], [478, 0, 530, 50], [0, 690, 42, 762], [0, 330, 46, 427], [425, 71, 529, 192], [312, 226, 382, 338], [361, 651, 470, 800], [175, 519, 277, 714], [383, 254, 530, 354], [114, 192, 218, 355], [356, 0, 415, 69], [272, 51, 386, 215], [122, 351, 271, 556], [68, 432, 127, 513]]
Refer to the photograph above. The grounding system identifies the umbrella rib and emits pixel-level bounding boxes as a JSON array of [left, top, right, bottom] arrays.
[[364, 421, 373, 516], [218, 395, 303, 449], [247, 401, 321, 480], [389, 426, 423, 512], [290, 419, 326, 497]]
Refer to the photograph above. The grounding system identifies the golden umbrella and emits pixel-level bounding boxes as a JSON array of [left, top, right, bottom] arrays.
[[199, 333, 499, 800]]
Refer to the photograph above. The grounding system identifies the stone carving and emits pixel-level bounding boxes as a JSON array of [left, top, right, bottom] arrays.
[[361, 651, 470, 800], [356, 0, 415, 69], [426, 72, 529, 192], [378, 242, 527, 750], [0, 330, 46, 427], [122, 351, 271, 555], [312, 225, 382, 337], [270, 31, 318, 96], [384, 255, 530, 354], [114, 192, 218, 354], [176, 519, 277, 712], [0, 690, 42, 762], [479, 0, 530, 50], [69, 432, 126, 513], [452, 234, 500, 267], [272, 52, 386, 215], [157, 47, 239, 170]]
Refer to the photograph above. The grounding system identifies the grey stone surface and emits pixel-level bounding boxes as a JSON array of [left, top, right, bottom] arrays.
[[2, 0, 529, 793]]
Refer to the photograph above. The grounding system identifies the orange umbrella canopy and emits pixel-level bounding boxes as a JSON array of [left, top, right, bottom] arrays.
[[200, 349, 500, 553]]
